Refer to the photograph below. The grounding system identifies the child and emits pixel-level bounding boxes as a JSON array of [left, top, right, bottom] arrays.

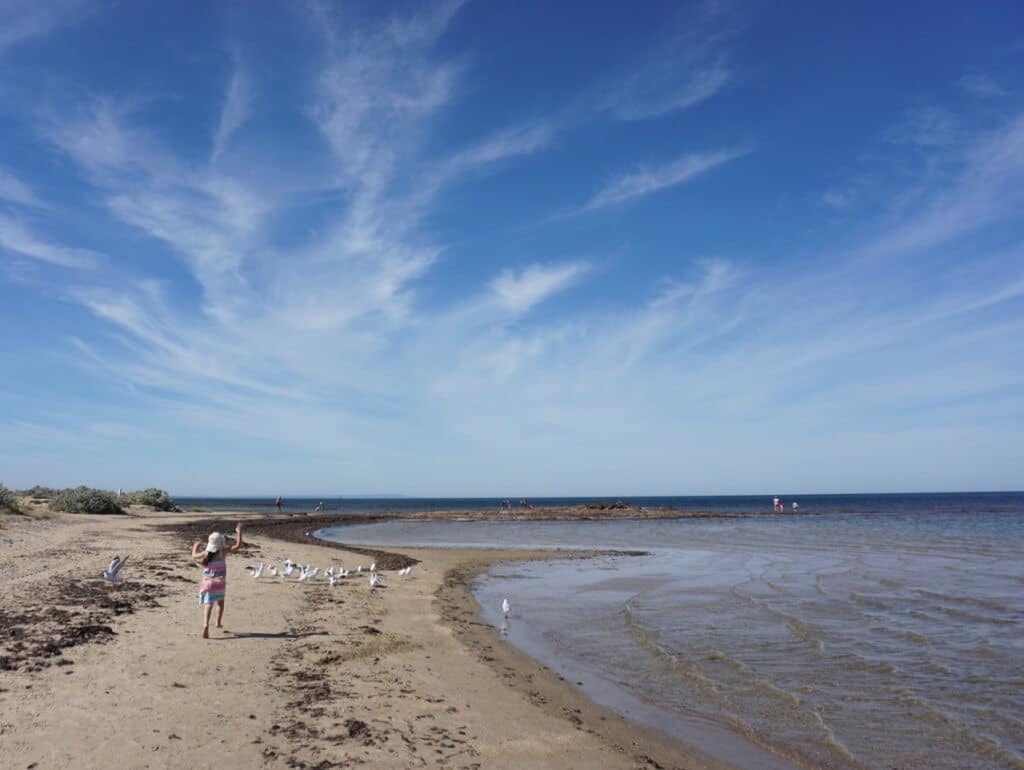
[[191, 522, 243, 638]]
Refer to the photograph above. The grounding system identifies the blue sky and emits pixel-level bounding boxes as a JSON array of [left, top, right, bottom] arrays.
[[1, 1, 1022, 497]]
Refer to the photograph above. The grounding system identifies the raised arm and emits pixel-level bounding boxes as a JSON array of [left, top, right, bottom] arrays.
[[228, 522, 244, 554], [191, 541, 205, 561]]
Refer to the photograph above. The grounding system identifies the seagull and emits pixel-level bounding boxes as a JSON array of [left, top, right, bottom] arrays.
[[369, 562, 376, 572], [369, 572, 382, 588], [245, 563, 264, 578], [502, 598, 511, 617], [329, 574, 338, 587], [398, 566, 413, 577], [282, 563, 295, 577], [356, 565, 363, 573], [268, 564, 279, 578], [103, 555, 128, 583]]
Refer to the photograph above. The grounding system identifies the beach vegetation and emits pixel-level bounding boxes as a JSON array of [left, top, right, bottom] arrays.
[[0, 483, 21, 514], [128, 487, 179, 511], [20, 485, 58, 500], [49, 486, 125, 515]]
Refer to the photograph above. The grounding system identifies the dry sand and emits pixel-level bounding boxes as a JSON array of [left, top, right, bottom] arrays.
[[0, 506, 738, 770]]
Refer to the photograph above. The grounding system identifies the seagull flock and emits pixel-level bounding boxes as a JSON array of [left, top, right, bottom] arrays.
[[101, 555, 513, 626], [243, 558, 411, 589], [99, 555, 412, 589]]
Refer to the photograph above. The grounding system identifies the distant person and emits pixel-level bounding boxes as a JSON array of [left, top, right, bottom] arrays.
[[275, 496, 282, 513], [314, 502, 322, 513], [792, 501, 799, 512], [191, 523, 243, 639], [773, 497, 783, 512]]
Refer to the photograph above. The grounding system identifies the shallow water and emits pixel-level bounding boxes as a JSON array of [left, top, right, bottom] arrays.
[[321, 506, 1024, 770]]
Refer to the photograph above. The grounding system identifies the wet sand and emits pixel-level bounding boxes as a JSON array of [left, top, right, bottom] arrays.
[[0, 506, 739, 770]]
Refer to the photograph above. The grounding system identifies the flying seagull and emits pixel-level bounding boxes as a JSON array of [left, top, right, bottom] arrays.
[[103, 555, 128, 583]]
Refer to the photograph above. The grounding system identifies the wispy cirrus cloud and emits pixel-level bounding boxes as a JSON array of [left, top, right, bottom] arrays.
[[0, 0, 93, 53], [884, 106, 959, 148], [601, 3, 740, 121], [581, 148, 746, 212], [865, 113, 1024, 258], [957, 74, 1006, 99], [210, 55, 253, 162], [489, 262, 589, 314], [0, 167, 44, 207], [0, 213, 98, 268]]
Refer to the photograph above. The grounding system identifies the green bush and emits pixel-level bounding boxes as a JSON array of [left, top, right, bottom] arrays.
[[0, 483, 20, 513], [49, 486, 124, 515], [128, 487, 179, 511], [20, 485, 57, 499]]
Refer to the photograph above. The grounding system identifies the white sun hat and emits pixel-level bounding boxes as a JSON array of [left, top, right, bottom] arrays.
[[206, 532, 226, 553]]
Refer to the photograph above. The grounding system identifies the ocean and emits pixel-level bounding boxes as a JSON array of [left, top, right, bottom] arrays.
[[176, 491, 1022, 516], [315, 492, 1024, 770]]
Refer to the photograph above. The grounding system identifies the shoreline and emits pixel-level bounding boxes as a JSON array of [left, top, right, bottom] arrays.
[[0, 507, 749, 769]]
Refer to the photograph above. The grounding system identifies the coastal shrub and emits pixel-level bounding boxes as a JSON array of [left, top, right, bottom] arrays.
[[0, 483, 20, 513], [128, 487, 179, 511], [49, 486, 124, 515], [21, 485, 58, 499]]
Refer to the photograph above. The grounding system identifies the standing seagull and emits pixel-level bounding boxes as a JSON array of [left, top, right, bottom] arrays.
[[103, 556, 128, 583], [502, 597, 511, 617]]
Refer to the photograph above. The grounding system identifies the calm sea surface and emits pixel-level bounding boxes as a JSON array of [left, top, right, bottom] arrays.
[[318, 493, 1024, 770]]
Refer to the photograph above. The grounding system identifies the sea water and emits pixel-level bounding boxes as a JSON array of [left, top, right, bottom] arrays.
[[319, 498, 1024, 770]]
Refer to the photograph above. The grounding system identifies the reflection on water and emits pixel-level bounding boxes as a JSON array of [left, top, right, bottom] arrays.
[[321, 507, 1024, 770]]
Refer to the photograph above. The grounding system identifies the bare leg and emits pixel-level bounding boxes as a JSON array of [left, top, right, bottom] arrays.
[[215, 599, 225, 628], [202, 603, 212, 638]]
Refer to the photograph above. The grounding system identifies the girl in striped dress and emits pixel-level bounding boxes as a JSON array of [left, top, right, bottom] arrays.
[[191, 523, 243, 638]]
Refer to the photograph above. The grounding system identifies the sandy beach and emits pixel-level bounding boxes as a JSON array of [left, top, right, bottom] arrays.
[[0, 505, 731, 770]]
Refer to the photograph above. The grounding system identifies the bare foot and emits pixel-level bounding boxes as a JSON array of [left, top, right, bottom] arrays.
[[202, 626, 209, 639]]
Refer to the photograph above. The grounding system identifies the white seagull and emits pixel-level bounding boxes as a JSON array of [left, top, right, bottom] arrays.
[[502, 598, 511, 617], [356, 565, 363, 573], [103, 555, 128, 583], [268, 564, 279, 578], [369, 562, 376, 572], [329, 574, 338, 587], [369, 572, 382, 588]]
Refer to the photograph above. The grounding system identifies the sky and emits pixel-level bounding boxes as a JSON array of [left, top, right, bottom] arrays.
[[1, 0, 1022, 497]]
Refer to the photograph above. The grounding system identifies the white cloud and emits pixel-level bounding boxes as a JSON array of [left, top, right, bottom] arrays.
[[211, 58, 253, 162], [582, 148, 746, 211], [958, 74, 1006, 99], [602, 3, 739, 121], [610, 61, 731, 122], [821, 189, 854, 210], [864, 114, 1024, 258], [885, 106, 958, 148], [0, 167, 44, 207], [0, 0, 92, 52], [0, 213, 97, 268], [489, 262, 589, 314]]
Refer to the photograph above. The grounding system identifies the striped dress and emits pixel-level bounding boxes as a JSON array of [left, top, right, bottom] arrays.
[[198, 558, 227, 604]]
